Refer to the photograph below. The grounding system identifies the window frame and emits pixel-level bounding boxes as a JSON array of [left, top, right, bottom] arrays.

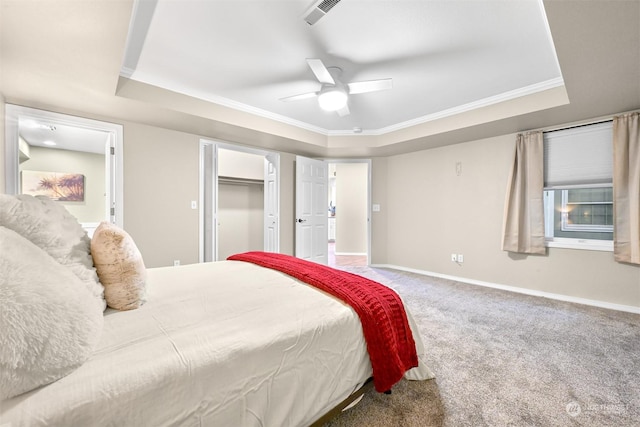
[[560, 187, 614, 233], [542, 120, 614, 252], [545, 236, 613, 252], [544, 185, 614, 252]]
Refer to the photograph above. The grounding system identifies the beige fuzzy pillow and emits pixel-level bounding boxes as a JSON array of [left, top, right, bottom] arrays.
[[91, 222, 147, 311]]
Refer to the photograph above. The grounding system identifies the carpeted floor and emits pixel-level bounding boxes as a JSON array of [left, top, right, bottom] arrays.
[[324, 266, 640, 427]]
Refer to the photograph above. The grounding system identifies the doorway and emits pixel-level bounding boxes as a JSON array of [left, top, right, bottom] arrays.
[[199, 140, 279, 262], [327, 160, 370, 267], [293, 157, 370, 267], [4, 104, 123, 231]]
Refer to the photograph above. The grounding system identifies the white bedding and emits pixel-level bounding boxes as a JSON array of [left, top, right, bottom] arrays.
[[1, 260, 432, 427]]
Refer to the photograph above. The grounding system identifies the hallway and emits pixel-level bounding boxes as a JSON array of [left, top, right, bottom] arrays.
[[327, 242, 367, 267]]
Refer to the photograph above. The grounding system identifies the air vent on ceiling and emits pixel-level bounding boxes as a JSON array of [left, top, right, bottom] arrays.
[[303, 0, 342, 25]]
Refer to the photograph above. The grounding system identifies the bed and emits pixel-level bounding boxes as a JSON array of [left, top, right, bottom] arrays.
[[0, 195, 433, 427]]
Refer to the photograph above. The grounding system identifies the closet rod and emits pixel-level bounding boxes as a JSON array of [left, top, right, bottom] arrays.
[[218, 176, 264, 186]]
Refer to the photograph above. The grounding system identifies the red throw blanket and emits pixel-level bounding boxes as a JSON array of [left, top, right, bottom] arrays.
[[227, 251, 418, 392]]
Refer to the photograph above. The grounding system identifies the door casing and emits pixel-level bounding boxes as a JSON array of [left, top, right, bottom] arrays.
[[199, 139, 280, 262], [325, 158, 372, 265], [4, 104, 123, 227]]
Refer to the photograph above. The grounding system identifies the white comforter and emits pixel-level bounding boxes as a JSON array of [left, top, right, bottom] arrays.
[[1, 261, 432, 427]]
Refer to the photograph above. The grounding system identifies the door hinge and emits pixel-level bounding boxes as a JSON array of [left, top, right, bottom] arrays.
[[110, 146, 115, 155], [110, 207, 115, 216]]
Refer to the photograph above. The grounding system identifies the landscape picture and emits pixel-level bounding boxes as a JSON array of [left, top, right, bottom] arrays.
[[21, 170, 85, 201]]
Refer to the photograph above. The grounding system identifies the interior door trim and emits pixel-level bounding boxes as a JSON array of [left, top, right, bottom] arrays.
[[4, 104, 124, 227]]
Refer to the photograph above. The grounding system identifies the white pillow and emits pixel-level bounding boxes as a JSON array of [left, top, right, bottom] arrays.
[[91, 221, 147, 311], [0, 194, 105, 311], [0, 226, 104, 400]]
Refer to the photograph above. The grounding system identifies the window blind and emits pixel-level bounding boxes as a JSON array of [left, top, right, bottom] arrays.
[[543, 121, 613, 188]]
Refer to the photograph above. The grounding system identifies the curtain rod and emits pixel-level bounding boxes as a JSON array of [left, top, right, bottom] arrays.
[[527, 108, 640, 135], [543, 119, 612, 134]]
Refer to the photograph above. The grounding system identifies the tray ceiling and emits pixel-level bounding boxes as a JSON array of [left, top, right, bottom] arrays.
[[121, 0, 564, 136]]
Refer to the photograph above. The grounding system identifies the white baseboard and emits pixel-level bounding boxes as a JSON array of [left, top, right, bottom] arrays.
[[335, 252, 367, 256], [371, 264, 640, 315]]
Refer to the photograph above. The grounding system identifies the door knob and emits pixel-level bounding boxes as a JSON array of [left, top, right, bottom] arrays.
[[296, 218, 307, 223]]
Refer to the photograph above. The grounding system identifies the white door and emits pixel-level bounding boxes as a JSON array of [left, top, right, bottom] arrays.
[[295, 155, 328, 264], [264, 153, 279, 253]]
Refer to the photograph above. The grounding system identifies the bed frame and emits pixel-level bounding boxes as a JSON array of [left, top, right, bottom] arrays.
[[310, 377, 375, 426]]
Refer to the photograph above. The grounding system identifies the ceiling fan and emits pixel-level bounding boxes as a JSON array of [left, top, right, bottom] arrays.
[[280, 59, 393, 117]]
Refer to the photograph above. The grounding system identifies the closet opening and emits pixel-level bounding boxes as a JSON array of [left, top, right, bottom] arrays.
[[199, 140, 279, 262]]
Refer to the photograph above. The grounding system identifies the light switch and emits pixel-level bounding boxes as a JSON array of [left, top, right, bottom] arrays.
[[191, 200, 197, 209], [456, 161, 462, 176], [372, 204, 381, 212]]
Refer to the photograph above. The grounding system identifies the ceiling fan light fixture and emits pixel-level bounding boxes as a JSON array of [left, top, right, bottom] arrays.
[[317, 88, 348, 112]]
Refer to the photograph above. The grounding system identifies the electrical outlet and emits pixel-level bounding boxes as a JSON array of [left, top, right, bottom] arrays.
[[173, 260, 180, 266], [451, 253, 457, 262], [457, 254, 464, 263]]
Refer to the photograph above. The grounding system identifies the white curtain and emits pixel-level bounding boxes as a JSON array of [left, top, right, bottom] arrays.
[[502, 131, 546, 254], [613, 112, 640, 264]]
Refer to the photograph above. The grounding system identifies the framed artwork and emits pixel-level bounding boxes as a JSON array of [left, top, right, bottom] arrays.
[[21, 170, 85, 201]]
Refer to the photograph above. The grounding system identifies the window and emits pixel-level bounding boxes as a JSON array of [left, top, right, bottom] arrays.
[[561, 187, 613, 233], [543, 121, 614, 251]]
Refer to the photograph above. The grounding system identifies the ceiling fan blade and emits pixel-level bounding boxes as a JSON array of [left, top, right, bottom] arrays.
[[336, 104, 350, 117], [279, 91, 318, 102], [347, 78, 393, 94], [306, 58, 335, 85]]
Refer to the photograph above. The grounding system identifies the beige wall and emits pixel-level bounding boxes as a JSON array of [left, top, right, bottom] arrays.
[[218, 148, 264, 180], [121, 121, 297, 268], [380, 133, 640, 308], [1, 100, 637, 308], [218, 182, 264, 260], [2, 108, 298, 267], [370, 157, 388, 264], [122, 122, 201, 268], [335, 163, 368, 254], [0, 94, 5, 193], [217, 149, 265, 259], [20, 146, 105, 223]]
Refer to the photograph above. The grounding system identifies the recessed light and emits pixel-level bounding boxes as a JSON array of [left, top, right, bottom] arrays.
[[43, 140, 57, 146]]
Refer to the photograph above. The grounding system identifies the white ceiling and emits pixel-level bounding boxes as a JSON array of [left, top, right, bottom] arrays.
[[122, 0, 563, 135], [1, 1, 638, 158], [19, 119, 109, 154]]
